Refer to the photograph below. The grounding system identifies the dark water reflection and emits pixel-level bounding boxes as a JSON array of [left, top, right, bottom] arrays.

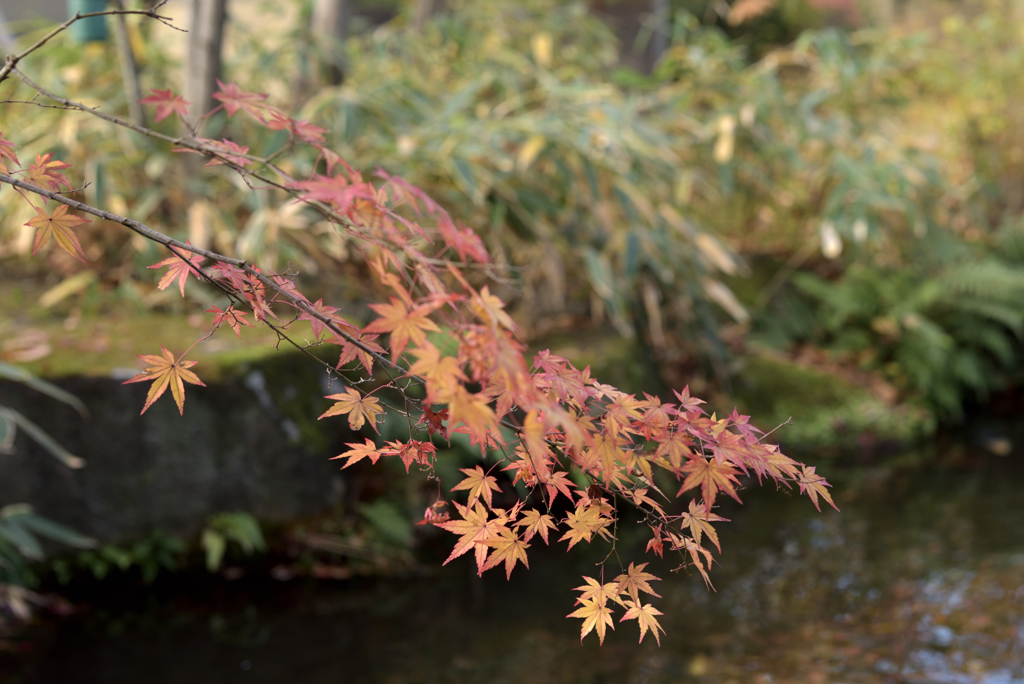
[[8, 455, 1024, 684]]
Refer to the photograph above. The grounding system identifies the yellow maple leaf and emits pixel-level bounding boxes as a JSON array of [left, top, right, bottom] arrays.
[[318, 387, 384, 432], [573, 576, 625, 607], [559, 504, 613, 550], [620, 600, 666, 645], [613, 562, 662, 603], [567, 597, 615, 645], [481, 527, 530, 579]]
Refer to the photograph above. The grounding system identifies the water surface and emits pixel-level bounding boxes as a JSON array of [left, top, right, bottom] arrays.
[[8, 454, 1024, 684]]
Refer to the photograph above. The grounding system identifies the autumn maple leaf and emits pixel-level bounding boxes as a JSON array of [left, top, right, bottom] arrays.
[[363, 296, 441, 360], [0, 132, 19, 174], [613, 562, 662, 603], [318, 387, 384, 432], [203, 139, 252, 167], [451, 465, 501, 509], [573, 576, 625, 607], [417, 405, 449, 440], [438, 217, 489, 263], [139, 88, 190, 122], [329, 438, 392, 468], [149, 243, 205, 297], [293, 119, 328, 145], [515, 509, 557, 545], [27, 153, 72, 192], [560, 504, 613, 550], [26, 204, 91, 262], [677, 456, 743, 508], [679, 499, 729, 552], [212, 80, 268, 120], [333, 331, 386, 375], [121, 346, 206, 415], [298, 298, 340, 340], [481, 527, 530, 579], [206, 305, 253, 338], [797, 465, 839, 512], [621, 601, 666, 646], [567, 598, 615, 645], [435, 502, 497, 573]]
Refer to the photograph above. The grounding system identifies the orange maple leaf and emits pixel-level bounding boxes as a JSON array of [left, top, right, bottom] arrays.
[[121, 346, 206, 415], [679, 499, 729, 552], [406, 342, 465, 401], [613, 562, 662, 603], [318, 388, 384, 432], [567, 598, 615, 645], [620, 601, 666, 646], [149, 244, 205, 297], [363, 296, 441, 360], [797, 465, 838, 512], [447, 385, 497, 452], [481, 527, 530, 579], [329, 438, 392, 468], [26, 204, 90, 262], [677, 456, 742, 508], [435, 502, 499, 573], [514, 509, 557, 545], [27, 153, 72, 191], [451, 465, 501, 509]]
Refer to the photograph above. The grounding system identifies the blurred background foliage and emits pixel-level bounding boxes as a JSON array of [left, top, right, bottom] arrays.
[[2, 0, 1024, 425]]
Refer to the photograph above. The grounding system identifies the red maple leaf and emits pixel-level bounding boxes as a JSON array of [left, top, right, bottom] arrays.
[[139, 88, 190, 122], [203, 139, 252, 167], [333, 331, 386, 375], [212, 80, 268, 120], [206, 305, 254, 338], [418, 405, 449, 440], [0, 132, 20, 174], [149, 243, 205, 297]]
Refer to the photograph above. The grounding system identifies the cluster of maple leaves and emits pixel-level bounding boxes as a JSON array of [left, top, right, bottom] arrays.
[[0, 78, 836, 646]]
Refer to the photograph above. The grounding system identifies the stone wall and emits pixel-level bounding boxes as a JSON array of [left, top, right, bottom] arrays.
[[0, 352, 353, 545]]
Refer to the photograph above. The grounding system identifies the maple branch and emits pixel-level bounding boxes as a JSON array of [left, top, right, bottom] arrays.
[[9, 68, 509, 279], [0, 173, 394, 374], [0, 1, 178, 84]]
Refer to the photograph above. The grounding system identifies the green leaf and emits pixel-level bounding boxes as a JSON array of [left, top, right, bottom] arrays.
[[4, 407, 85, 469], [18, 513, 96, 549], [202, 529, 227, 572], [0, 363, 88, 418]]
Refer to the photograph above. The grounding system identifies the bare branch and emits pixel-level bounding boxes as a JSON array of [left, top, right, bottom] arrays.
[[0, 1, 179, 84]]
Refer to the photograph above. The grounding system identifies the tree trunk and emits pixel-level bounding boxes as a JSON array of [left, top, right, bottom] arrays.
[[311, 0, 352, 86], [650, 0, 669, 71], [412, 0, 442, 31], [110, 0, 144, 127], [186, 0, 228, 127]]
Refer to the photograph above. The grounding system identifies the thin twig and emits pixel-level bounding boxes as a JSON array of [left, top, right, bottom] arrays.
[[0, 1, 178, 84]]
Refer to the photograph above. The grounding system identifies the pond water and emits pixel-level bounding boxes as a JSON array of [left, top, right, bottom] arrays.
[[6, 453, 1024, 684]]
